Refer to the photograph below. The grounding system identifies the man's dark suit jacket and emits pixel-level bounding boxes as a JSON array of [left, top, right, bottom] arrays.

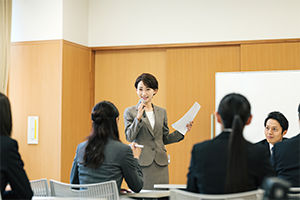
[[270, 134, 300, 187], [186, 131, 275, 194], [255, 138, 288, 158], [0, 135, 33, 199]]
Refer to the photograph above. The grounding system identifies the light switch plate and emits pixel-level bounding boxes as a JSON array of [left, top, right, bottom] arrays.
[[28, 116, 38, 144]]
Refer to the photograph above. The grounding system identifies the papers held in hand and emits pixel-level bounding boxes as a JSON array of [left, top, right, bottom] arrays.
[[172, 102, 201, 135]]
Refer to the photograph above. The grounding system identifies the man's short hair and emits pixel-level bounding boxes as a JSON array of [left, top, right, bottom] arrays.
[[264, 111, 289, 133]]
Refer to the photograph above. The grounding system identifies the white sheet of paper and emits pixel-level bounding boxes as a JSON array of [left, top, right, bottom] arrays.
[[172, 102, 201, 135]]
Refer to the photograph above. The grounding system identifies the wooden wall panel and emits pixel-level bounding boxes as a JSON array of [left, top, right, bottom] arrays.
[[61, 41, 91, 182], [95, 49, 167, 143], [9, 41, 62, 181], [94, 46, 241, 186], [241, 42, 300, 71], [95, 49, 166, 188], [166, 46, 240, 184]]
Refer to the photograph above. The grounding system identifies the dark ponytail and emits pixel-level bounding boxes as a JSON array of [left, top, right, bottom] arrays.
[[83, 101, 120, 169], [218, 93, 251, 193]]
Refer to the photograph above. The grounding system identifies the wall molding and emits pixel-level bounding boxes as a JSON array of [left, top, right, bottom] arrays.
[[91, 38, 300, 51], [63, 40, 90, 50], [11, 39, 89, 51], [11, 38, 300, 51], [11, 40, 62, 46]]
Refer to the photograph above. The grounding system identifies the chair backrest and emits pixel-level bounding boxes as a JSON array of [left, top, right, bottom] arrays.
[[49, 179, 119, 200], [170, 188, 265, 200], [30, 178, 50, 197], [288, 187, 300, 199]]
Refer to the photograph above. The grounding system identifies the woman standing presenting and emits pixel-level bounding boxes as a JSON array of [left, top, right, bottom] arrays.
[[124, 73, 193, 189]]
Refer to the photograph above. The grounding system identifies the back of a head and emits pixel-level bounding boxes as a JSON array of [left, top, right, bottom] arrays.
[[218, 93, 251, 128], [264, 111, 289, 133], [218, 93, 251, 193], [84, 101, 120, 169], [0, 93, 12, 137], [90, 100, 120, 141]]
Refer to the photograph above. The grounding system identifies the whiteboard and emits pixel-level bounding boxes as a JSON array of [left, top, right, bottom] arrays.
[[215, 70, 300, 143]]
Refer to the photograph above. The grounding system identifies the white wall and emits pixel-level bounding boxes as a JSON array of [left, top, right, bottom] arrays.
[[11, 0, 300, 47], [88, 0, 300, 47], [11, 0, 89, 46], [63, 0, 89, 46], [11, 0, 63, 42]]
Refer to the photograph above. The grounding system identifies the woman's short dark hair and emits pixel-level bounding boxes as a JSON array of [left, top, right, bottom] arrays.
[[264, 111, 289, 134], [218, 93, 251, 193], [0, 93, 12, 137], [83, 101, 120, 169], [134, 73, 158, 90]]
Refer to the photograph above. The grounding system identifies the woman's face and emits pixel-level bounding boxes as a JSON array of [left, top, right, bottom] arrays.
[[136, 81, 157, 104]]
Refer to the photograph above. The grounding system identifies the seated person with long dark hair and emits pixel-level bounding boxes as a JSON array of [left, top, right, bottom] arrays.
[[0, 93, 33, 199], [70, 101, 143, 193], [187, 93, 275, 194]]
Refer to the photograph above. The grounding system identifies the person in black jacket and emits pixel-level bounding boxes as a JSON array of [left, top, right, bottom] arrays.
[[187, 93, 275, 194], [270, 103, 300, 187], [0, 92, 33, 199]]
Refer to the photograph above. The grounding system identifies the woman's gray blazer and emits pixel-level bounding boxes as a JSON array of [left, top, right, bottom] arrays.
[[124, 103, 184, 167], [70, 138, 143, 193]]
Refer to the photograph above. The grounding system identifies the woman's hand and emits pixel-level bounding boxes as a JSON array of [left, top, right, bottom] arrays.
[[130, 142, 142, 159], [121, 188, 133, 193], [186, 121, 194, 132], [136, 101, 145, 121]]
